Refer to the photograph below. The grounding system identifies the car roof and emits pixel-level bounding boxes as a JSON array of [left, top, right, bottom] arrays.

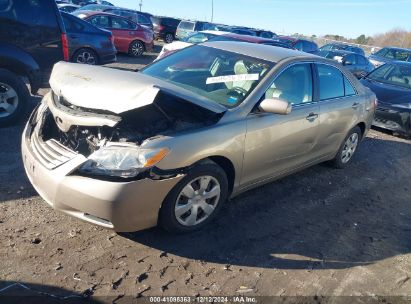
[[202, 41, 312, 62], [220, 33, 275, 43], [75, 10, 124, 18]]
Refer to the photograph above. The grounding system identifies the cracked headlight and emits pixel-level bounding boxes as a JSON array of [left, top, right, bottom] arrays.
[[78, 146, 169, 179]]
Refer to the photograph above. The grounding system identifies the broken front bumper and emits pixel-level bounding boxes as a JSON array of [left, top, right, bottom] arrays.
[[21, 103, 184, 232], [374, 104, 411, 136]]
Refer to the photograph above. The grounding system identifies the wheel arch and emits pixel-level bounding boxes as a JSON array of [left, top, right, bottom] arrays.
[[198, 156, 236, 196]]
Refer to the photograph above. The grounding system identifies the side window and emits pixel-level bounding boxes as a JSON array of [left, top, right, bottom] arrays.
[[265, 64, 313, 105], [317, 64, 345, 100], [89, 15, 109, 28], [260, 32, 272, 38], [304, 41, 317, 52], [321, 44, 332, 51], [344, 77, 356, 96], [356, 55, 367, 65], [111, 17, 134, 29], [294, 41, 303, 51], [137, 14, 150, 25], [344, 54, 356, 65]]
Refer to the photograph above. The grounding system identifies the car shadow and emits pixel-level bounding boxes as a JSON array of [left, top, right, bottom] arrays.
[[0, 280, 101, 303], [122, 136, 411, 270]]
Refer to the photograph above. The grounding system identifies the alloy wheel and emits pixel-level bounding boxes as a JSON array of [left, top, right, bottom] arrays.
[[131, 41, 144, 56], [76, 50, 96, 65], [341, 133, 359, 163], [175, 176, 221, 227], [0, 82, 19, 118], [165, 33, 174, 44]]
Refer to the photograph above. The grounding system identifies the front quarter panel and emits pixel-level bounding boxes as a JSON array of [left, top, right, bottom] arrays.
[[149, 118, 247, 192]]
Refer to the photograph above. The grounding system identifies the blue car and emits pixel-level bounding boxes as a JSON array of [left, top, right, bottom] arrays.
[[61, 12, 116, 65], [369, 47, 411, 68]]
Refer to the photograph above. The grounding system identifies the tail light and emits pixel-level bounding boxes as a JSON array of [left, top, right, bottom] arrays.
[[61, 33, 69, 61], [157, 25, 165, 31], [108, 35, 114, 44]]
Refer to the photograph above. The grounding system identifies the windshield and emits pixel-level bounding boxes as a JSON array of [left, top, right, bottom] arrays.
[[142, 45, 274, 108], [367, 64, 411, 89], [182, 32, 217, 44]]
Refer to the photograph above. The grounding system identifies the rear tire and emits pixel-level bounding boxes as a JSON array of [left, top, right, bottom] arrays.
[[159, 161, 228, 234], [128, 40, 145, 57], [164, 33, 174, 44], [331, 126, 362, 169], [72, 48, 99, 65], [0, 69, 29, 127]]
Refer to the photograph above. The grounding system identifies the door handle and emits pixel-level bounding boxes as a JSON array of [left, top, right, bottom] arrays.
[[352, 102, 360, 109], [306, 113, 318, 122]]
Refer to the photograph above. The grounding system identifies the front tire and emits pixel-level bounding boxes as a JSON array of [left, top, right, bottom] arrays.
[[331, 126, 362, 169], [128, 40, 145, 57], [0, 69, 29, 127], [159, 161, 228, 233]]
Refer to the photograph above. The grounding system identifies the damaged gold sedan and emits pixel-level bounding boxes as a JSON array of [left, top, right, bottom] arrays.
[[22, 42, 376, 233]]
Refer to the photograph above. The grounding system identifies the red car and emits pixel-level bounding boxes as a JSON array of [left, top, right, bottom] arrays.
[[74, 11, 154, 57]]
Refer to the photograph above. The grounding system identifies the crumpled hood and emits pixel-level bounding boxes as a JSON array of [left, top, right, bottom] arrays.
[[49, 62, 226, 115]]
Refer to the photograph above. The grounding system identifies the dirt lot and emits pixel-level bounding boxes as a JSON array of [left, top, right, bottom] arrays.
[[0, 44, 410, 302]]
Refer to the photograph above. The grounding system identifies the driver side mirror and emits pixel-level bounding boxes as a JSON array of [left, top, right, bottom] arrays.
[[259, 98, 292, 115]]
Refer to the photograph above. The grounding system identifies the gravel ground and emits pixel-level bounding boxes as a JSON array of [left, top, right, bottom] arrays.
[[0, 44, 410, 302]]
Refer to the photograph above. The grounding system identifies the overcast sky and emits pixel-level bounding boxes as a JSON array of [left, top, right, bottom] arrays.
[[110, 0, 410, 38]]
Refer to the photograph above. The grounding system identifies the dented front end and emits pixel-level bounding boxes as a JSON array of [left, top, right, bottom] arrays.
[[21, 63, 223, 231]]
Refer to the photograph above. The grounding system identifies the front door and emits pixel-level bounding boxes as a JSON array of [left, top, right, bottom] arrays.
[[241, 63, 321, 187]]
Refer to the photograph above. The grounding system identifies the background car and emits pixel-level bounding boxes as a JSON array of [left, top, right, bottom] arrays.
[[58, 3, 80, 13], [104, 7, 153, 29], [61, 12, 116, 65], [274, 36, 319, 54], [317, 50, 374, 78], [369, 47, 411, 68], [319, 43, 365, 56], [175, 20, 219, 40], [360, 62, 411, 136], [0, 0, 68, 126], [156, 31, 293, 60], [76, 5, 154, 28], [151, 16, 181, 43], [74, 11, 154, 57]]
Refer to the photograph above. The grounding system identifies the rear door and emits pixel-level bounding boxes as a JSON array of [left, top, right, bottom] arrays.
[[0, 0, 64, 70], [108, 16, 137, 53], [315, 64, 361, 157]]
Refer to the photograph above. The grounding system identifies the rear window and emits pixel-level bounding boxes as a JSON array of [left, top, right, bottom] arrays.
[[178, 21, 195, 30]]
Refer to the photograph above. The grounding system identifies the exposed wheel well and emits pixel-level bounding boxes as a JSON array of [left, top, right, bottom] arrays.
[[206, 156, 235, 195]]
